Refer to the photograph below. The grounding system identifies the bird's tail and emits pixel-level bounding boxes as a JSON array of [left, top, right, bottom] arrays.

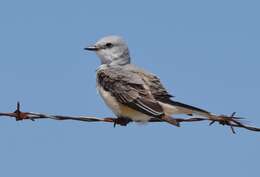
[[161, 101, 245, 130], [159, 100, 214, 126], [169, 101, 211, 116], [169, 101, 230, 121]]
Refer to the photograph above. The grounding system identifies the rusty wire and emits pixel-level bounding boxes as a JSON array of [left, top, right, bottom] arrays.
[[0, 102, 260, 134]]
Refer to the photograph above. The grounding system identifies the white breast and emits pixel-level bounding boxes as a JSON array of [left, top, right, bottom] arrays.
[[97, 84, 151, 122], [97, 84, 121, 116]]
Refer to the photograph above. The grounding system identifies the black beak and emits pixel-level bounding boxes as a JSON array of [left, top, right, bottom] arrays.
[[84, 45, 98, 51]]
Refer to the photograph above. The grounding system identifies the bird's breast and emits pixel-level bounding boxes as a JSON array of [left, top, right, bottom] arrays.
[[96, 83, 151, 122], [97, 84, 121, 116]]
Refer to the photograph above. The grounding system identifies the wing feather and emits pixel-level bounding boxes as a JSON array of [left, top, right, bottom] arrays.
[[97, 67, 164, 117], [129, 66, 210, 115]]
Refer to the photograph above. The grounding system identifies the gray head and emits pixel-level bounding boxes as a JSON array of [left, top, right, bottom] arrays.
[[84, 35, 131, 66]]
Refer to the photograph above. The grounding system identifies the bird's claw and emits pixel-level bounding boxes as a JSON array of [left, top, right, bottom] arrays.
[[113, 117, 131, 127]]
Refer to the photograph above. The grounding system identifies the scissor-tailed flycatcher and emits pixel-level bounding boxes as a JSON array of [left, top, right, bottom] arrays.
[[84, 35, 217, 127]]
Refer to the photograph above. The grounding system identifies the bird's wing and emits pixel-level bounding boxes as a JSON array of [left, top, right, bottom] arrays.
[[142, 73, 174, 103], [126, 65, 174, 103], [128, 65, 210, 115], [97, 66, 164, 117]]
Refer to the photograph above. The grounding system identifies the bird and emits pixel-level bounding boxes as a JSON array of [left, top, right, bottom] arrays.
[[84, 35, 218, 127]]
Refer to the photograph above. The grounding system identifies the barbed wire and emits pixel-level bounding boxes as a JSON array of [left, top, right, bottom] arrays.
[[1, 102, 260, 134]]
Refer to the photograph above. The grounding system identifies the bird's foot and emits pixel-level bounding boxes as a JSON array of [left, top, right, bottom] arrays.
[[113, 117, 132, 127]]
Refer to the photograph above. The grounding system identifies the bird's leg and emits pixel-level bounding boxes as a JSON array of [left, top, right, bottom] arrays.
[[113, 117, 132, 127]]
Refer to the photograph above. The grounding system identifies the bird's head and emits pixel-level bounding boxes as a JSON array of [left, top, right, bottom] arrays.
[[84, 35, 131, 66]]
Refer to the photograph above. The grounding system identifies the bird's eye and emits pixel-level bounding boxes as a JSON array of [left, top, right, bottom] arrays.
[[105, 42, 113, 48]]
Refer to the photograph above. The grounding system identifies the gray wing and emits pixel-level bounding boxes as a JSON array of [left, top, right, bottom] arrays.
[[97, 67, 164, 117], [128, 65, 210, 115], [126, 65, 174, 103], [144, 74, 174, 103]]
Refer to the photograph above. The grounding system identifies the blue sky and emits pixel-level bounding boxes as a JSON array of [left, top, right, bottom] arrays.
[[0, 0, 259, 176]]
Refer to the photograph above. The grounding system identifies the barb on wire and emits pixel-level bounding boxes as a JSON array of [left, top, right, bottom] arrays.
[[0, 102, 260, 134]]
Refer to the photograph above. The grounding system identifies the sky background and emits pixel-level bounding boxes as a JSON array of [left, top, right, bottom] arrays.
[[0, 0, 259, 176]]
